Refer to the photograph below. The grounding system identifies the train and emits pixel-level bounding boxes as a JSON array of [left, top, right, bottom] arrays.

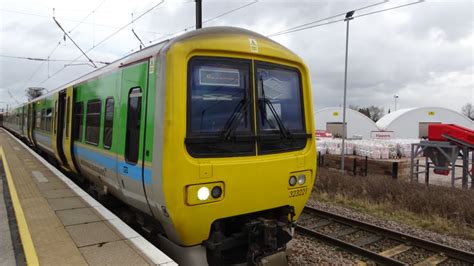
[[3, 27, 316, 265]]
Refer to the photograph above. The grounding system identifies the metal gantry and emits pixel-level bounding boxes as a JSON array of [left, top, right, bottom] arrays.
[[410, 139, 473, 188]]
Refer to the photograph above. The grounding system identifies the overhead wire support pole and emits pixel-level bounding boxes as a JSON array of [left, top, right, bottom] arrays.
[[53, 16, 98, 68], [341, 10, 354, 173], [196, 0, 202, 29]]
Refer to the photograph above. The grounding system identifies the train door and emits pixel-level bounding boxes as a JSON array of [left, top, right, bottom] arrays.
[[21, 106, 25, 136], [29, 103, 36, 146], [118, 61, 152, 213], [53, 91, 69, 166], [61, 87, 78, 173]]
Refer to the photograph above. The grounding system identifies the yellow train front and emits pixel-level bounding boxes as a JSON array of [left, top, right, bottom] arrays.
[[158, 27, 316, 264]]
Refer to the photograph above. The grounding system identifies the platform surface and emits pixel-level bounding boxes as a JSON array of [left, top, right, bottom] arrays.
[[0, 129, 175, 265]]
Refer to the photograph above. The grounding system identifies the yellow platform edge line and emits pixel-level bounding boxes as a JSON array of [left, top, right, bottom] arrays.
[[0, 146, 40, 266]]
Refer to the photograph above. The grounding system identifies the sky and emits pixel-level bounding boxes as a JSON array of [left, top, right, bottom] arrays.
[[0, 0, 473, 116]]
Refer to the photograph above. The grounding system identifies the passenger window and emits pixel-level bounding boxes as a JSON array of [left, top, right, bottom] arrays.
[[103, 97, 114, 149], [36, 111, 41, 129], [46, 108, 52, 132], [41, 109, 45, 130], [73, 102, 84, 141], [85, 100, 101, 146], [125, 88, 142, 164]]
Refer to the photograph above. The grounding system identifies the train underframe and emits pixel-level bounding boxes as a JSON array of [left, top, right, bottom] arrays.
[[204, 205, 295, 265]]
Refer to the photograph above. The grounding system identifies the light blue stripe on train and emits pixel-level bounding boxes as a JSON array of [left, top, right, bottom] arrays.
[[73, 145, 152, 184]]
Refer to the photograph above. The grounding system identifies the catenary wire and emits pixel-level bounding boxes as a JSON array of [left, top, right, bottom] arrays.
[[0, 54, 108, 63], [269, 0, 425, 37], [38, 0, 165, 86], [147, 0, 259, 45], [22, 1, 107, 88], [267, 0, 388, 37], [0, 8, 167, 36]]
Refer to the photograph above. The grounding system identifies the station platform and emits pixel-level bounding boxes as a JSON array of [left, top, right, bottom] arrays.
[[0, 129, 176, 265]]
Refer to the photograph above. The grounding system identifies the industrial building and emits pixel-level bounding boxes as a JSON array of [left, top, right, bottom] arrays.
[[314, 107, 379, 139], [376, 107, 473, 139]]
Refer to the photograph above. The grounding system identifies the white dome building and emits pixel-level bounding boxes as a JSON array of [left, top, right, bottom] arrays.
[[376, 107, 473, 139], [314, 107, 379, 139]]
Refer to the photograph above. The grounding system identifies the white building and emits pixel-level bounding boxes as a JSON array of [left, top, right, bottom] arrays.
[[314, 107, 379, 139], [376, 107, 474, 139]]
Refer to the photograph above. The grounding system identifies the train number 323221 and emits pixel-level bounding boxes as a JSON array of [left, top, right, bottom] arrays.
[[289, 187, 307, 198]]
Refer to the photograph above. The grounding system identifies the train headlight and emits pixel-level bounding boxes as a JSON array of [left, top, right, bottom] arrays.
[[211, 186, 222, 199], [298, 174, 306, 185], [197, 187, 210, 201], [289, 176, 297, 186], [187, 182, 224, 205]]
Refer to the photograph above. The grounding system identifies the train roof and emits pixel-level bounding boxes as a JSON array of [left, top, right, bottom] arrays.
[[20, 26, 299, 105]]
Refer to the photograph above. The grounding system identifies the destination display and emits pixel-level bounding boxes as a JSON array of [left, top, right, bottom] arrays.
[[199, 67, 241, 87]]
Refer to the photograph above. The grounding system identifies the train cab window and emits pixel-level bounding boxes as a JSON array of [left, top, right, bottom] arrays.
[[125, 88, 142, 164], [103, 97, 114, 149], [85, 100, 101, 146], [73, 102, 84, 141], [255, 62, 307, 154], [186, 57, 255, 157]]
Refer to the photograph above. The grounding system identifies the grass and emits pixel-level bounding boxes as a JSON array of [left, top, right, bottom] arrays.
[[312, 168, 474, 240]]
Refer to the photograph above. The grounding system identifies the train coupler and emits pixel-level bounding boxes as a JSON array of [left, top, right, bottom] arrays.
[[204, 207, 294, 265]]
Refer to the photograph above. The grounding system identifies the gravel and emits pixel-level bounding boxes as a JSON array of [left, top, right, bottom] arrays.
[[306, 199, 474, 253], [365, 238, 401, 253], [287, 233, 367, 265], [287, 197, 474, 264], [392, 247, 435, 264]]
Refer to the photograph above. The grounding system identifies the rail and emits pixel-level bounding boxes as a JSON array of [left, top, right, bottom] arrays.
[[297, 206, 474, 265]]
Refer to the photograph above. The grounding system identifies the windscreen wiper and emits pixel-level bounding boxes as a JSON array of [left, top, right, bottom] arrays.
[[258, 77, 292, 140], [221, 98, 251, 140]]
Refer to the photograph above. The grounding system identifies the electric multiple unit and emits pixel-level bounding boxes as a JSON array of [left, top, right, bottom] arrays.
[[3, 27, 316, 265]]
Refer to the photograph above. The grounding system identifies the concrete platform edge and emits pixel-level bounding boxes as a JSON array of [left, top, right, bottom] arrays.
[[0, 147, 39, 266], [3, 129, 177, 266]]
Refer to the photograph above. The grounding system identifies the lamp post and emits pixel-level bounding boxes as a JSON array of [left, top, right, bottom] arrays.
[[340, 10, 355, 172], [394, 95, 399, 111]]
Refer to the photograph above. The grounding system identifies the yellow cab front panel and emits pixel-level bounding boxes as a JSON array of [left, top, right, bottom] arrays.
[[161, 28, 316, 247]]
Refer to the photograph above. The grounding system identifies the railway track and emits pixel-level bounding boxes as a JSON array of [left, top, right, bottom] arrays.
[[297, 206, 474, 265]]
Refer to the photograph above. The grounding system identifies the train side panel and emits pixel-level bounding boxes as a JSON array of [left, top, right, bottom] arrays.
[[72, 72, 123, 197], [116, 60, 154, 215], [70, 63, 155, 216], [33, 97, 55, 156]]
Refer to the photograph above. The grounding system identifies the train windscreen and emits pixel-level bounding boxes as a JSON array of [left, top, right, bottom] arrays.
[[186, 57, 308, 157]]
